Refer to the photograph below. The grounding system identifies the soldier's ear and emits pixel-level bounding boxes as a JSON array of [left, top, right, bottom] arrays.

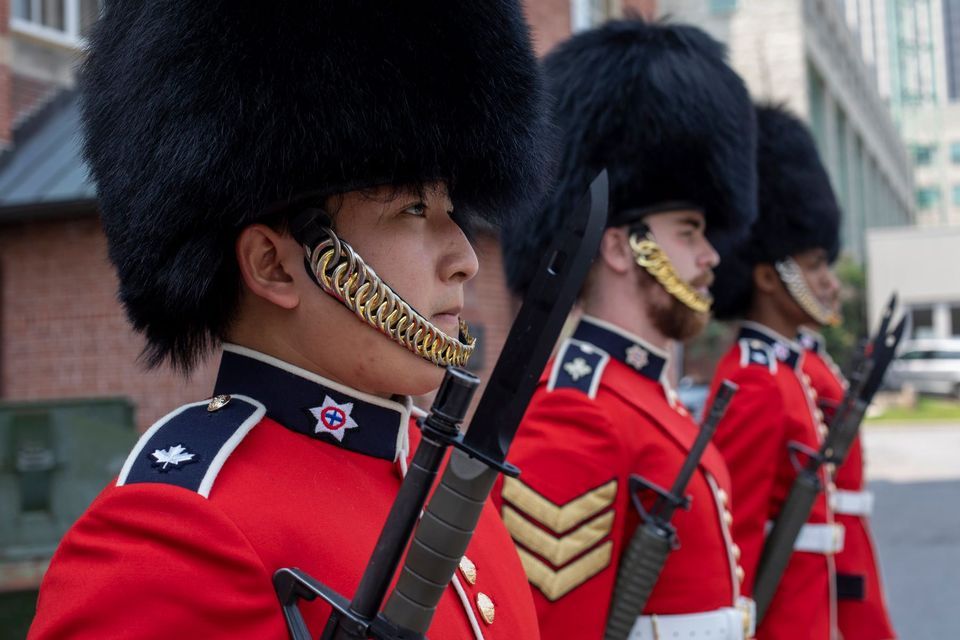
[[597, 227, 633, 275], [753, 262, 781, 295], [235, 224, 301, 311]]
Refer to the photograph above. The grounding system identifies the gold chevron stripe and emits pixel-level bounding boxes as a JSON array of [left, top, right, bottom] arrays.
[[501, 477, 617, 534], [503, 505, 614, 567], [517, 541, 614, 601]]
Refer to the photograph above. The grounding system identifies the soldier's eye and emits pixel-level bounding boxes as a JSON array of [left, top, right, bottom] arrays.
[[403, 202, 427, 217]]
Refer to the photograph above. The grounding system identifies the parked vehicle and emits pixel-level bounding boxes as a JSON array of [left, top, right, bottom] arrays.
[[886, 339, 960, 398]]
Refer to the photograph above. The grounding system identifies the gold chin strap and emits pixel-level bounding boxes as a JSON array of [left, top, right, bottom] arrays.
[[774, 257, 841, 327], [628, 232, 712, 314], [303, 225, 476, 368]]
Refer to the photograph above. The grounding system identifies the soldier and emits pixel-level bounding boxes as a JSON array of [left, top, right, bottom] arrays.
[[493, 19, 758, 639], [797, 327, 898, 639], [706, 104, 847, 640], [28, 2, 549, 638]]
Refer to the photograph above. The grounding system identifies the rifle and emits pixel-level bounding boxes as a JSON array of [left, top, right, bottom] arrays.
[[752, 302, 906, 622], [603, 381, 738, 640], [274, 170, 609, 639]]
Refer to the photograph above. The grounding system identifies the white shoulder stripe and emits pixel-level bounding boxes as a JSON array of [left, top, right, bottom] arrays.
[[197, 394, 265, 498]]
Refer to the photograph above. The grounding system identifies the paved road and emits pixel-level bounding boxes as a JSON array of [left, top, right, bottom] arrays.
[[863, 423, 960, 639]]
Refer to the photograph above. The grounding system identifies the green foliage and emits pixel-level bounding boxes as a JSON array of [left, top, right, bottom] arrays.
[[822, 256, 867, 369]]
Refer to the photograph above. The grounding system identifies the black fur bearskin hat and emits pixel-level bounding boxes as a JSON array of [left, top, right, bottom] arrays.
[[80, 1, 550, 370], [711, 103, 842, 320], [502, 18, 757, 294]]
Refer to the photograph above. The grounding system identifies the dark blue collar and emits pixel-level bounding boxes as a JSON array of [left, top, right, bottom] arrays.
[[797, 328, 824, 354], [573, 316, 669, 383], [739, 322, 803, 370], [213, 345, 410, 461]]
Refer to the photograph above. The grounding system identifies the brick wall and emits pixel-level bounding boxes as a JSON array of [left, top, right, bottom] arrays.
[[0, 216, 218, 430]]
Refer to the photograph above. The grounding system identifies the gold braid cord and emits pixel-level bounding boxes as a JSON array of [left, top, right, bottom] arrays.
[[628, 232, 712, 314], [305, 227, 476, 367], [775, 258, 841, 327]]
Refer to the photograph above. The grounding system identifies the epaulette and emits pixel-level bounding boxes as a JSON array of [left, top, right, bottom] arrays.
[[117, 394, 265, 498], [546, 339, 609, 399], [738, 338, 777, 374]]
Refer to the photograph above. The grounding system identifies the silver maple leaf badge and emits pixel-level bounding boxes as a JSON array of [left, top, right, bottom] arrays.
[[563, 357, 593, 381], [625, 345, 649, 371], [151, 444, 196, 471]]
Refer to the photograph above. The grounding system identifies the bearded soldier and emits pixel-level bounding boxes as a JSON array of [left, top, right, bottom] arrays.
[[707, 104, 847, 640], [28, 2, 550, 638], [493, 19, 758, 640]]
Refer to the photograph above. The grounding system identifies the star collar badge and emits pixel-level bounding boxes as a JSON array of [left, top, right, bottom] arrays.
[[625, 344, 649, 371], [310, 395, 359, 442], [563, 357, 593, 381]]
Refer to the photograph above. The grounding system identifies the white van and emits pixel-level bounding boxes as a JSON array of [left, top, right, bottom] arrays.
[[887, 339, 960, 398]]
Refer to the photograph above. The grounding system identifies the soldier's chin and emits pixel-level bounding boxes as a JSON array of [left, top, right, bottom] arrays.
[[652, 296, 709, 342], [389, 348, 450, 397]]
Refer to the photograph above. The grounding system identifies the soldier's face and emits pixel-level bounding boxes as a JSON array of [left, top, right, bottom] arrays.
[[300, 182, 479, 396], [791, 247, 842, 323], [643, 209, 719, 295], [639, 209, 719, 341]]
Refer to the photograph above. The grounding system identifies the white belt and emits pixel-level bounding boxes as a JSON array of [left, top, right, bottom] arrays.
[[628, 600, 755, 640], [830, 490, 874, 516], [791, 522, 845, 554]]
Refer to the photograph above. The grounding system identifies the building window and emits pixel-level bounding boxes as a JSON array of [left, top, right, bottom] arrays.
[[11, 0, 101, 46], [913, 144, 936, 165], [911, 305, 935, 338], [710, 0, 738, 13], [952, 306, 960, 336], [912, 144, 936, 165], [951, 142, 960, 164], [916, 186, 942, 208]]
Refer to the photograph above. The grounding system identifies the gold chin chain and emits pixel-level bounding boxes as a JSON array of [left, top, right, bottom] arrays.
[[628, 232, 712, 314], [304, 226, 476, 368], [775, 257, 841, 327]]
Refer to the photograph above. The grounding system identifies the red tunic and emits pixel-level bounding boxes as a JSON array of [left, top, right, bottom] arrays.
[[798, 331, 897, 639], [29, 345, 539, 640], [708, 323, 838, 640], [493, 317, 745, 639]]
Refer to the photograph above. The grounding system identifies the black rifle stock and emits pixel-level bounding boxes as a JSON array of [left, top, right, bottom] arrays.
[[603, 381, 739, 640], [753, 308, 906, 623]]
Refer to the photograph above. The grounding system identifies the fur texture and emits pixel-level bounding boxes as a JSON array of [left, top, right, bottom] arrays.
[[80, 0, 549, 370], [501, 18, 757, 294], [711, 104, 842, 320]]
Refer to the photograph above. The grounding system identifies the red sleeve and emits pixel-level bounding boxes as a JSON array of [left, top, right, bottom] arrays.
[[29, 484, 286, 640], [499, 387, 627, 639], [710, 367, 787, 596]]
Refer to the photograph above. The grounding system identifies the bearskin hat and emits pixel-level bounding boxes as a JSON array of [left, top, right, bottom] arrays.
[[711, 104, 842, 320], [501, 18, 757, 294], [80, 1, 549, 370]]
